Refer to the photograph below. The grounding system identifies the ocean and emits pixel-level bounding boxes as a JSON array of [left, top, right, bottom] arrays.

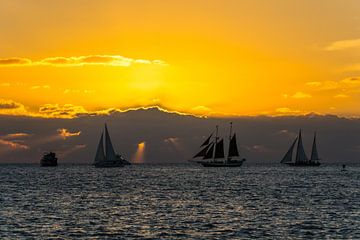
[[0, 164, 359, 239]]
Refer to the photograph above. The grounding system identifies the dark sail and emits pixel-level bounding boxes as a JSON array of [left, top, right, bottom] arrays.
[[214, 139, 225, 159], [310, 132, 320, 161], [295, 130, 308, 163], [200, 133, 213, 147], [203, 143, 215, 159], [193, 144, 211, 158], [281, 137, 297, 163], [228, 134, 240, 157]]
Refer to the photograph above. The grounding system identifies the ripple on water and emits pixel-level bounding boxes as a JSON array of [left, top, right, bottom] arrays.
[[0, 164, 359, 239]]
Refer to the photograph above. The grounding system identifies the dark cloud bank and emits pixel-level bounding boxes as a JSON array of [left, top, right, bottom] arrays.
[[0, 108, 359, 165]]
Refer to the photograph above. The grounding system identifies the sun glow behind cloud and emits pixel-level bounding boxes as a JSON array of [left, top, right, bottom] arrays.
[[132, 141, 146, 164]]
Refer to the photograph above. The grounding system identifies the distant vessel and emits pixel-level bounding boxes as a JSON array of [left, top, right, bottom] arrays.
[[93, 124, 130, 168], [191, 123, 246, 167], [40, 152, 58, 167], [280, 130, 321, 166]]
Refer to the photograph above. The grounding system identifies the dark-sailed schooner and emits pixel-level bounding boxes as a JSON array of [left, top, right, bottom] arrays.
[[191, 123, 246, 167], [280, 130, 321, 166], [93, 124, 130, 168]]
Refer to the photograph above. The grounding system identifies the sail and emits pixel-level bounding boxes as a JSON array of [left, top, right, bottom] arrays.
[[193, 143, 211, 158], [200, 133, 213, 147], [228, 134, 240, 157], [281, 137, 297, 163], [104, 124, 117, 161], [295, 130, 308, 163], [214, 139, 225, 159], [310, 132, 320, 161], [94, 133, 105, 163], [203, 143, 215, 159]]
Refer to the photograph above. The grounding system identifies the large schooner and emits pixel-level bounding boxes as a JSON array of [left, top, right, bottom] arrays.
[[191, 123, 246, 167], [93, 124, 130, 168], [280, 130, 321, 166]]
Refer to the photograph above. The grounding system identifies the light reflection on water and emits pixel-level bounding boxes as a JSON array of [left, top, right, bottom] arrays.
[[0, 164, 359, 239]]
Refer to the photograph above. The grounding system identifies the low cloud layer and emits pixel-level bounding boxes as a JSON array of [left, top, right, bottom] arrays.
[[0, 108, 359, 165], [0, 55, 167, 67]]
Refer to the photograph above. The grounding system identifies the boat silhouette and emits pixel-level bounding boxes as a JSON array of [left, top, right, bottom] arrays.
[[40, 152, 58, 167], [93, 124, 130, 168], [280, 130, 321, 166], [191, 123, 246, 167]]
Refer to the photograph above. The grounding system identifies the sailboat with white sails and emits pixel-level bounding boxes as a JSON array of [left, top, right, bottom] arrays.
[[280, 130, 321, 166], [191, 123, 246, 167], [93, 124, 130, 168]]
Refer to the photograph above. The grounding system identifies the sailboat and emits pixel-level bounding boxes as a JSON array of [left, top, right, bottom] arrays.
[[280, 130, 321, 166], [191, 123, 246, 167], [93, 124, 130, 168]]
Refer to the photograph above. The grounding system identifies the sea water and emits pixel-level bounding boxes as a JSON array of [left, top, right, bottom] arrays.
[[0, 164, 359, 239]]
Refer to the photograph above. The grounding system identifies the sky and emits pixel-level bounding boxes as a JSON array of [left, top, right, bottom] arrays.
[[1, 0, 360, 117], [1, 1, 360, 164]]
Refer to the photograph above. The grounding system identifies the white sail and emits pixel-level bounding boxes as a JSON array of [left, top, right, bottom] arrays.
[[281, 137, 297, 163], [94, 133, 106, 163], [295, 130, 308, 163], [104, 124, 117, 161], [310, 132, 320, 161]]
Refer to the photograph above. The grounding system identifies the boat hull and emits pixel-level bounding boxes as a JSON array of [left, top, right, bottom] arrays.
[[200, 160, 245, 167], [40, 160, 57, 167], [283, 161, 321, 167], [93, 161, 124, 168]]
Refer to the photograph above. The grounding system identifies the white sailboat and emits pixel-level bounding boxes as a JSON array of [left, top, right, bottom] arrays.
[[93, 124, 129, 168], [280, 130, 321, 166], [191, 123, 246, 167]]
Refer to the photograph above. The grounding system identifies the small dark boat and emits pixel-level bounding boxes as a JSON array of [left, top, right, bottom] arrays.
[[191, 123, 246, 167], [40, 152, 58, 167], [281, 130, 321, 167]]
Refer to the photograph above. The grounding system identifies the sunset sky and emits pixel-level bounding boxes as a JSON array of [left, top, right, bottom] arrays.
[[1, 0, 360, 118]]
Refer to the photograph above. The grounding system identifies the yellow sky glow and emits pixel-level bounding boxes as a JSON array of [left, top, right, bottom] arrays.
[[1, 0, 360, 118]]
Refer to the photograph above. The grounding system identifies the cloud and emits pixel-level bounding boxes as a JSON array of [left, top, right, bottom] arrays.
[[57, 128, 81, 139], [0, 99, 23, 109], [39, 104, 89, 118], [277, 129, 297, 138], [0, 58, 31, 66], [275, 107, 302, 115], [334, 94, 350, 98], [325, 38, 360, 51], [2, 133, 32, 140], [291, 91, 312, 99], [0, 99, 29, 116], [30, 85, 50, 90], [0, 55, 167, 67], [306, 77, 360, 91], [0, 139, 29, 150]]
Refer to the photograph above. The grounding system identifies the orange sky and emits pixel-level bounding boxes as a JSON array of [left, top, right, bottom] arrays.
[[1, 0, 360, 118]]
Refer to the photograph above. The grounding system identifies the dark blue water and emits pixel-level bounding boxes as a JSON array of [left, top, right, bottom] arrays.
[[0, 164, 359, 239]]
